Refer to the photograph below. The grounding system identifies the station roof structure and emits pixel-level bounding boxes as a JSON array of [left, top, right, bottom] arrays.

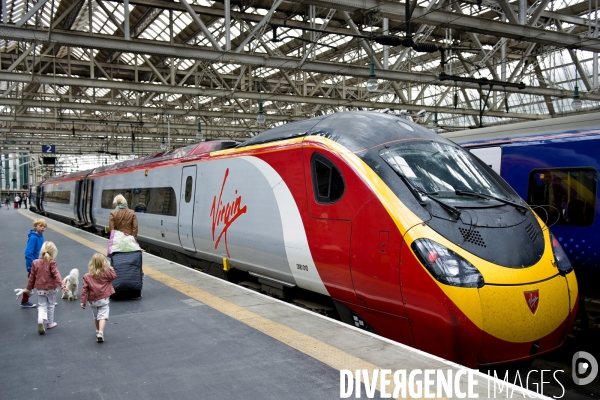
[[1, 0, 599, 169]]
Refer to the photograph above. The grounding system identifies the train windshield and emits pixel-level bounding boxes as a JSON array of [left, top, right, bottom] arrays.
[[380, 140, 509, 203]]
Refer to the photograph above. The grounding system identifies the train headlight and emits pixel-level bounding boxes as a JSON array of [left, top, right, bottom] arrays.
[[550, 233, 573, 275], [412, 239, 484, 288]]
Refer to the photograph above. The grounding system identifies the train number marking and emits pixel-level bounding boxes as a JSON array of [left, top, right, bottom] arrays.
[[210, 168, 247, 258], [296, 264, 308, 271]]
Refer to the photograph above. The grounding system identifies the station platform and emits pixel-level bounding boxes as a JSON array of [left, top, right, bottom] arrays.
[[0, 208, 550, 399]]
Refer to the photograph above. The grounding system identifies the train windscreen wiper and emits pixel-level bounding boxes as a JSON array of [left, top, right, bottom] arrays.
[[392, 170, 462, 219], [455, 190, 528, 213]]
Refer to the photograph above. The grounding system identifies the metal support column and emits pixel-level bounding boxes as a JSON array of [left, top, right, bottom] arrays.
[[501, 14, 507, 81], [2, 0, 7, 24], [225, 0, 231, 51], [124, 0, 130, 40], [383, 18, 389, 69], [594, 0, 599, 88], [519, 0, 527, 24]]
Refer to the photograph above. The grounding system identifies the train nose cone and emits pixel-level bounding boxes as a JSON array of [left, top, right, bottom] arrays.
[[476, 276, 571, 365]]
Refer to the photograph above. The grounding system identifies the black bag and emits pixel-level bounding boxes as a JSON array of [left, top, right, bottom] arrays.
[[110, 250, 143, 300]]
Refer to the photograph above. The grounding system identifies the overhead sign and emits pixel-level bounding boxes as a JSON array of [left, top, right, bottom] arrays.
[[42, 144, 56, 153]]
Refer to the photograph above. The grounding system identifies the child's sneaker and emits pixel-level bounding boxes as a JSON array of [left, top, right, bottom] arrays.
[[46, 322, 57, 329], [38, 319, 45, 335], [21, 302, 37, 308], [96, 332, 104, 343]]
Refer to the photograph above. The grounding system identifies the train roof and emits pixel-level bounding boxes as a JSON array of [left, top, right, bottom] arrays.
[[237, 115, 329, 147], [39, 140, 239, 184], [440, 111, 600, 146], [239, 111, 442, 152], [93, 140, 238, 175], [39, 112, 448, 183], [41, 168, 95, 184]]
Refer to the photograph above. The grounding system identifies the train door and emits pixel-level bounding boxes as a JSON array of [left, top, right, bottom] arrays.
[[302, 148, 354, 301], [81, 180, 89, 225], [74, 180, 83, 222], [82, 178, 94, 226], [469, 146, 502, 174], [36, 185, 43, 212], [304, 147, 407, 321], [178, 166, 196, 252]]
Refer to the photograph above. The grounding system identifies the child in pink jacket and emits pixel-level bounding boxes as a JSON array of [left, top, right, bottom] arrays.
[[81, 253, 117, 343], [25, 242, 66, 334]]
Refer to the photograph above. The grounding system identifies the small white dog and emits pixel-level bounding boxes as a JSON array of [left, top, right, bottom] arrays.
[[62, 268, 79, 301]]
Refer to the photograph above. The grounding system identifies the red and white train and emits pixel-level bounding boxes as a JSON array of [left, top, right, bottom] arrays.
[[30, 111, 578, 368]]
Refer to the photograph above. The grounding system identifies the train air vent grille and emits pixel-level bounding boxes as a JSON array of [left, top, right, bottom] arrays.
[[525, 223, 538, 243], [458, 227, 486, 247]]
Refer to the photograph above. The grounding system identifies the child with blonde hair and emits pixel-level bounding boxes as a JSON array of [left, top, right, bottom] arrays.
[[24, 241, 65, 334], [21, 218, 48, 308], [81, 254, 117, 343]]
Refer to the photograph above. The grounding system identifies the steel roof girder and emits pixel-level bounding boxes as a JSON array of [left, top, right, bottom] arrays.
[[2, 69, 597, 107], [121, 0, 594, 37], [0, 126, 255, 137], [479, 0, 589, 27], [0, 73, 554, 120], [3, 26, 599, 100], [0, 99, 308, 122], [305, 0, 600, 52], [179, 0, 223, 51], [15, 0, 51, 27], [497, 0, 520, 24]]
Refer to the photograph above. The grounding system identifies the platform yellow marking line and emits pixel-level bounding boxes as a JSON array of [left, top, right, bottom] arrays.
[[17, 211, 442, 400]]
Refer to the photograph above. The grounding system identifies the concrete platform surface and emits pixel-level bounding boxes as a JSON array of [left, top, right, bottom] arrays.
[[0, 209, 550, 399]]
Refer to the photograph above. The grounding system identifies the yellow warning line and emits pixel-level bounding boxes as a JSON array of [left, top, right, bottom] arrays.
[[18, 210, 439, 399]]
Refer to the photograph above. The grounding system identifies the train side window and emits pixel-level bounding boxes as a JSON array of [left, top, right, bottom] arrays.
[[527, 168, 597, 226], [311, 153, 345, 204], [101, 187, 177, 216], [43, 190, 71, 204], [184, 176, 193, 203]]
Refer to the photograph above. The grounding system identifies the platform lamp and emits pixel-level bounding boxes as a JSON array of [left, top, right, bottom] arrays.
[[431, 112, 440, 132], [572, 85, 582, 111], [196, 121, 203, 140], [167, 114, 171, 150], [366, 47, 378, 93], [160, 113, 167, 151], [572, 65, 582, 111], [256, 78, 265, 126]]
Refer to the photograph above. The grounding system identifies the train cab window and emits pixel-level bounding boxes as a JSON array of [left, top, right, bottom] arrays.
[[311, 153, 345, 203], [380, 141, 508, 200], [184, 176, 193, 203], [527, 168, 597, 226], [101, 187, 177, 216]]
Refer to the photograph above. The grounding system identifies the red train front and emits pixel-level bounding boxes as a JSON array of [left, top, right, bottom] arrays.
[[236, 111, 577, 368]]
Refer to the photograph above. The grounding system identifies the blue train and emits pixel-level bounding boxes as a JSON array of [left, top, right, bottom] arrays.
[[442, 112, 600, 330]]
